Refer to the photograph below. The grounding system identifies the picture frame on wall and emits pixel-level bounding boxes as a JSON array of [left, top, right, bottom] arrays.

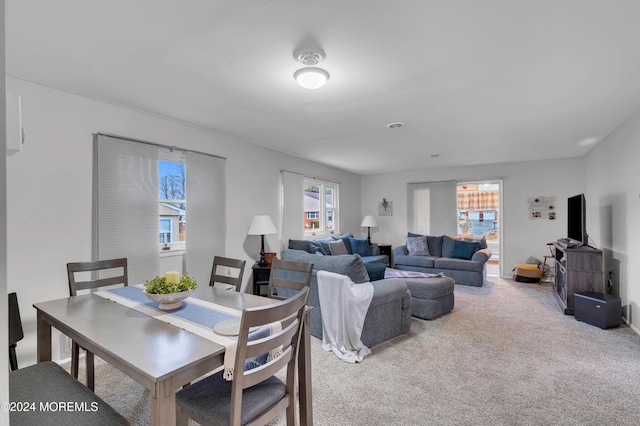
[[378, 199, 393, 216]]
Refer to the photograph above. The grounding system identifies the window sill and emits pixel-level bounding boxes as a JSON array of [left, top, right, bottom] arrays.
[[159, 249, 185, 257]]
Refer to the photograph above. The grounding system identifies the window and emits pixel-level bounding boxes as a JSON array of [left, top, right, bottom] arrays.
[[159, 160, 186, 250], [304, 179, 338, 235], [94, 133, 226, 285]]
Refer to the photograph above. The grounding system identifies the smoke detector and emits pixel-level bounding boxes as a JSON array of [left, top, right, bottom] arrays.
[[386, 122, 404, 129]]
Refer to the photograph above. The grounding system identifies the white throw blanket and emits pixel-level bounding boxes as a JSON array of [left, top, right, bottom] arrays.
[[317, 270, 374, 363]]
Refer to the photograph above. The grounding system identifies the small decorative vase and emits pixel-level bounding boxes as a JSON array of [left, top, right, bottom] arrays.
[[265, 252, 277, 266]]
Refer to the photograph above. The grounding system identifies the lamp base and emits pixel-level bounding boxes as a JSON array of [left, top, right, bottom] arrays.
[[257, 234, 267, 267]]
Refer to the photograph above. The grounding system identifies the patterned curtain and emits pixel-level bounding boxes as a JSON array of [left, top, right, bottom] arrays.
[[457, 191, 499, 210]]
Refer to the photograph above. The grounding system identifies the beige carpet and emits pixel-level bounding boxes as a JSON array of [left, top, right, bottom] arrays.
[[69, 275, 640, 425]]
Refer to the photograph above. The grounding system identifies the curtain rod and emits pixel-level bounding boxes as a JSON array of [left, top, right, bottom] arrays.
[[407, 177, 503, 185], [280, 169, 342, 184], [96, 132, 227, 160]]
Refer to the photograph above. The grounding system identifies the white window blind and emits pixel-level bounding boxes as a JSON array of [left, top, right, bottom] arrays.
[[281, 170, 304, 248], [185, 151, 226, 284], [407, 181, 458, 236], [94, 134, 159, 284]]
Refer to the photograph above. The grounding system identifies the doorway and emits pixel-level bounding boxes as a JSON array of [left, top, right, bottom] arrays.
[[457, 181, 501, 276]]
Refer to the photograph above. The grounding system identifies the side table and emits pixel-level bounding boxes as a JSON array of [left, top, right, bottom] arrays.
[[252, 263, 271, 296], [374, 243, 392, 266]]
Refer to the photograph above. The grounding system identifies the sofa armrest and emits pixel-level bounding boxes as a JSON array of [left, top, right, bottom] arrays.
[[369, 245, 380, 256], [369, 278, 409, 308], [472, 248, 492, 263], [394, 245, 409, 256]]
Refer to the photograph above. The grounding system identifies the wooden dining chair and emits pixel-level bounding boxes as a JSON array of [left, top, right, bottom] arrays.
[[267, 258, 314, 301], [175, 286, 310, 426], [9, 292, 24, 372], [209, 256, 247, 292], [66, 257, 128, 390]]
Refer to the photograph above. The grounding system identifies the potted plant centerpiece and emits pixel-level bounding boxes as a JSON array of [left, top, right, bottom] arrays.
[[143, 271, 198, 310]]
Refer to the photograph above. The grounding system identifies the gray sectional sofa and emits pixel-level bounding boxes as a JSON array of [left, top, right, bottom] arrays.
[[279, 248, 412, 347], [393, 233, 492, 287]]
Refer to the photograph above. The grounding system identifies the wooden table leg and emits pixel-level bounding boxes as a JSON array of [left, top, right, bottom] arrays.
[[36, 311, 52, 362], [298, 310, 313, 426], [151, 377, 176, 426]]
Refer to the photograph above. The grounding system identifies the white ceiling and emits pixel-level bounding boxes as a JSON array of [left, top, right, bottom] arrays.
[[7, 1, 640, 175]]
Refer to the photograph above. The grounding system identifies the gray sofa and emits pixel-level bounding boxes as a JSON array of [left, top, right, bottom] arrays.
[[393, 234, 492, 287], [288, 232, 389, 265], [279, 248, 412, 347]]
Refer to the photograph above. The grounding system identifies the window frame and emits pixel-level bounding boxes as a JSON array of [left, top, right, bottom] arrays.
[[303, 178, 339, 237], [158, 158, 187, 252]]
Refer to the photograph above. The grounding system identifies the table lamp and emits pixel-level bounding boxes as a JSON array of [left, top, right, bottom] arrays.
[[248, 215, 277, 267], [360, 215, 378, 245]]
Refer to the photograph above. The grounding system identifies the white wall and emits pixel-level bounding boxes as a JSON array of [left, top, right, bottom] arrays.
[[6, 77, 361, 365], [584, 109, 640, 333], [361, 157, 585, 277]]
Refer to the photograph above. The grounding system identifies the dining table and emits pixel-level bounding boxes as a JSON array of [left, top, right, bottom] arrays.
[[34, 285, 313, 426]]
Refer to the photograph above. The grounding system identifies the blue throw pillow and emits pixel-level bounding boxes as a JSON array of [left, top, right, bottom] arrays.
[[364, 262, 386, 281], [451, 240, 480, 260], [348, 237, 371, 257]]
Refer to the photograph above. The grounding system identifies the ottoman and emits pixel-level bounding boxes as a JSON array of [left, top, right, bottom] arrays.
[[404, 276, 455, 320]]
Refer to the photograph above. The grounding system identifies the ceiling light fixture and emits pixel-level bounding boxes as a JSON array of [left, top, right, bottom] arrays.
[[386, 122, 404, 129], [294, 48, 329, 89]]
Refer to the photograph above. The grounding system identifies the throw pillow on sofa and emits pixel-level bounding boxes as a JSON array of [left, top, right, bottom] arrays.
[[331, 232, 354, 254], [407, 232, 443, 257], [349, 237, 371, 257], [406, 236, 430, 255], [329, 239, 349, 255], [451, 239, 481, 260], [364, 262, 386, 281]]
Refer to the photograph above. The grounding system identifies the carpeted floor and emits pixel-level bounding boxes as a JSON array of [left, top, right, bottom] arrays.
[[69, 275, 640, 425]]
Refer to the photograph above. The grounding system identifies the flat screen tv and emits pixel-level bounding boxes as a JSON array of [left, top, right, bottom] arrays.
[[567, 193, 587, 246]]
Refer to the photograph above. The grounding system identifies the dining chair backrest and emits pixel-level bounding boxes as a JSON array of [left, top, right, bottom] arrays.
[[209, 256, 246, 291], [176, 287, 310, 425], [8, 292, 24, 371], [267, 258, 314, 301], [232, 286, 309, 424], [67, 258, 128, 296], [66, 257, 128, 390]]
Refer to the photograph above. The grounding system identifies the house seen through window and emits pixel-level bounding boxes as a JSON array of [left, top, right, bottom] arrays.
[[159, 160, 186, 250], [304, 179, 337, 235]]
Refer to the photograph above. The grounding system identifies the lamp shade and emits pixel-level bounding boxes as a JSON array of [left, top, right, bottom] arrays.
[[360, 215, 378, 228], [248, 215, 277, 235]]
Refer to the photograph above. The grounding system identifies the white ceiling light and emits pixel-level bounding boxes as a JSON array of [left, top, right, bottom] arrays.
[[294, 48, 329, 89]]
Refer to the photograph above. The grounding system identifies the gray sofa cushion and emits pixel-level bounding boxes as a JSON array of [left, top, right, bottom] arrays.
[[394, 253, 437, 268], [442, 235, 457, 258], [283, 249, 369, 283], [434, 257, 485, 272]]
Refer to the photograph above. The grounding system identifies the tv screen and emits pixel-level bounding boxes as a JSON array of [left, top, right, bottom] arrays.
[[567, 193, 587, 245]]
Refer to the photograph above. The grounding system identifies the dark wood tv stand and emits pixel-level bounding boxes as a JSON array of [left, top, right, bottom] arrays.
[[553, 242, 603, 315]]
